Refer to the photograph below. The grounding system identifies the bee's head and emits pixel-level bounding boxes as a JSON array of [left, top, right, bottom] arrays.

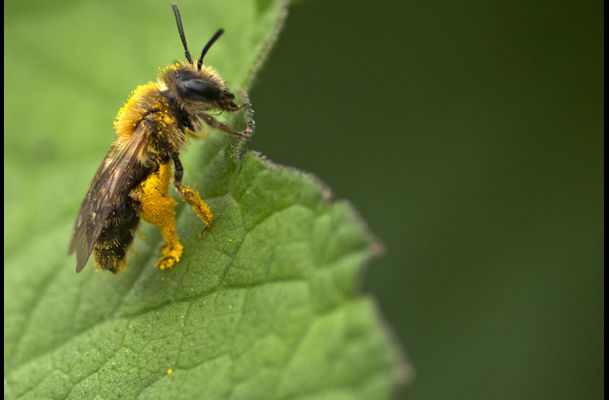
[[163, 4, 239, 113], [160, 63, 238, 112]]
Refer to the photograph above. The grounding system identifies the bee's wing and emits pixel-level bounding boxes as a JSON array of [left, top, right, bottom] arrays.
[[69, 125, 150, 272]]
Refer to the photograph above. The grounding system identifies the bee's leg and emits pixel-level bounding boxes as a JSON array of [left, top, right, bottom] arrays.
[[130, 163, 183, 270], [172, 155, 213, 235], [198, 107, 255, 139]]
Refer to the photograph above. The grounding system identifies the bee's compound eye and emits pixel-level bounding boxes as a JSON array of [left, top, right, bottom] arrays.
[[177, 79, 220, 101]]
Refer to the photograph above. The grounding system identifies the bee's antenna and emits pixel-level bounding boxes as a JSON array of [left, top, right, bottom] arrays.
[[171, 4, 193, 65], [197, 29, 224, 70]]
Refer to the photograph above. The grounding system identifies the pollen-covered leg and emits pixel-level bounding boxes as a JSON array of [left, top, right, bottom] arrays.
[[176, 185, 213, 230], [171, 155, 214, 234], [130, 163, 183, 270]]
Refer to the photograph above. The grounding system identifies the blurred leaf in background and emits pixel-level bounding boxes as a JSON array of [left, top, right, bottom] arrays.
[[5, 1, 406, 399]]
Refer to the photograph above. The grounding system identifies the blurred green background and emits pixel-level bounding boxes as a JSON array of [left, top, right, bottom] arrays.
[[5, 0, 603, 399], [250, 1, 603, 399]]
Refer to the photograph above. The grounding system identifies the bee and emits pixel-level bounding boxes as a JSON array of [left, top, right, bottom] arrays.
[[69, 4, 253, 273]]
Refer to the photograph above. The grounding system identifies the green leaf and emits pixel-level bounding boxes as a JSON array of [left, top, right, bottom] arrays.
[[5, 1, 407, 399]]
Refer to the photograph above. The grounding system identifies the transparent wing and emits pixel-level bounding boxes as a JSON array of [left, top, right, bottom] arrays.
[[69, 125, 150, 272]]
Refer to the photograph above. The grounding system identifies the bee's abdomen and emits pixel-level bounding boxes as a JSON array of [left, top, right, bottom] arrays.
[[93, 202, 140, 273]]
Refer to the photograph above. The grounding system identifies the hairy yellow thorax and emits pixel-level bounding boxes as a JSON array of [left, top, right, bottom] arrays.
[[114, 83, 175, 138]]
